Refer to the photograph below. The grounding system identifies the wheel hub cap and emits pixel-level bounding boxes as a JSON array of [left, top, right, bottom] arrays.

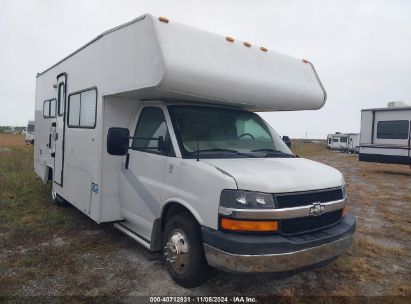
[[164, 230, 190, 274]]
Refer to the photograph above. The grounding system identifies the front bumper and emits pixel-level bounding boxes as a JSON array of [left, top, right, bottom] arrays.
[[202, 213, 355, 273]]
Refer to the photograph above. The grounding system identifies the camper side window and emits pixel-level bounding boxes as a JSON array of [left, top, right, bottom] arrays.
[[68, 88, 97, 128], [43, 99, 56, 118], [50, 99, 56, 117], [43, 101, 50, 117], [377, 120, 409, 139]]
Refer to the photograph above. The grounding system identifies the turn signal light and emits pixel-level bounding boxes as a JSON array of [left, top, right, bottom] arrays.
[[221, 218, 278, 232], [302, 58, 310, 63], [260, 46, 268, 52], [244, 41, 252, 47], [226, 36, 235, 42]]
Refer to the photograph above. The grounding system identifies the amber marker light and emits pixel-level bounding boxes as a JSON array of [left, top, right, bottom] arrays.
[[159, 16, 169, 23], [260, 46, 268, 52], [226, 36, 235, 42], [244, 41, 252, 47], [221, 218, 278, 232], [302, 58, 310, 63]]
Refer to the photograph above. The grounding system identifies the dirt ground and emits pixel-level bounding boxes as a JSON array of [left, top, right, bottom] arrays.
[[0, 135, 410, 301], [0, 134, 28, 148]]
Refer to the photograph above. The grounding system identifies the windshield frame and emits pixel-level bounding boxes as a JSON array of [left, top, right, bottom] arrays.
[[167, 105, 293, 159]]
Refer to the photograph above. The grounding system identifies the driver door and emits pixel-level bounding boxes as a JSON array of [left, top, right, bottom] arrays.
[[119, 106, 174, 241]]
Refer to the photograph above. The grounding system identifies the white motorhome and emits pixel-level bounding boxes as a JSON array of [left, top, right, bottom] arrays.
[[327, 133, 359, 153], [360, 104, 411, 165], [34, 14, 355, 287], [327, 133, 348, 150], [25, 120, 35, 144]]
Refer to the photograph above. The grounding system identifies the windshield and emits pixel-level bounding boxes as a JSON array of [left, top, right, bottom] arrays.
[[168, 106, 293, 158]]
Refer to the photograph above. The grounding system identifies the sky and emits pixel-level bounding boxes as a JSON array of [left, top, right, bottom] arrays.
[[0, 0, 410, 138]]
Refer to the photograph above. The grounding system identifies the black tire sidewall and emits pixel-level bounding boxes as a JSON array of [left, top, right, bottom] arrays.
[[162, 213, 210, 288]]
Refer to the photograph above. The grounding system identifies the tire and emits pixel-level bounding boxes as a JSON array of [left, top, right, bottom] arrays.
[[162, 213, 210, 288]]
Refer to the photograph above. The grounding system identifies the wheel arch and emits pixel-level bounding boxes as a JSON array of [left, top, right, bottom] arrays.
[[150, 199, 204, 251]]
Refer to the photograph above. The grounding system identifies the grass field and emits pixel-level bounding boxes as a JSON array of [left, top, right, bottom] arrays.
[[0, 133, 410, 300]]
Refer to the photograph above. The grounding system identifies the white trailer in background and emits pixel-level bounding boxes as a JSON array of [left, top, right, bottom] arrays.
[[360, 104, 411, 165], [347, 133, 360, 153], [34, 14, 355, 287], [327, 133, 348, 150], [25, 120, 35, 144], [327, 133, 359, 153]]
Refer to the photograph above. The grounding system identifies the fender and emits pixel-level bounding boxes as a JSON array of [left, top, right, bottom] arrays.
[[159, 197, 204, 226]]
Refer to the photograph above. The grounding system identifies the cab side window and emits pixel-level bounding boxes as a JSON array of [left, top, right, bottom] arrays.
[[132, 107, 174, 156]]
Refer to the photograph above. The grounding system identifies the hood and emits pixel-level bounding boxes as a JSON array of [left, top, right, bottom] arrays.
[[201, 157, 344, 193]]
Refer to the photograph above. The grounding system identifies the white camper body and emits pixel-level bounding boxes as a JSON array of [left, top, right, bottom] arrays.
[[34, 14, 354, 287], [347, 134, 360, 153], [327, 133, 359, 153], [359, 106, 411, 165], [25, 120, 35, 144], [327, 133, 348, 150]]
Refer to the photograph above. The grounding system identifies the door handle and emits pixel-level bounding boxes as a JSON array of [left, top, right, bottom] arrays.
[[52, 122, 56, 127], [51, 152, 55, 158], [125, 153, 130, 169]]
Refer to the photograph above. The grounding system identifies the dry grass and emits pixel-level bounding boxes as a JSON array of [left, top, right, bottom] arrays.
[[0, 134, 26, 147]]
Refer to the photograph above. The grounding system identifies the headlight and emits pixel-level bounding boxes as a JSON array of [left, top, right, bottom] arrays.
[[220, 190, 275, 209]]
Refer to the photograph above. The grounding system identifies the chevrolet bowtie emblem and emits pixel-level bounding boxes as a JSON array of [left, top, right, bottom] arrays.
[[309, 203, 325, 216]]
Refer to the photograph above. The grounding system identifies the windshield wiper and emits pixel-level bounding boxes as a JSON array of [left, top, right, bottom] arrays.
[[191, 148, 257, 159], [251, 148, 296, 158]]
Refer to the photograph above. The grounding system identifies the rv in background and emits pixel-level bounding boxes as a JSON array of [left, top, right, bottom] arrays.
[[34, 14, 355, 287], [359, 102, 411, 165], [327, 133, 359, 153], [346, 134, 360, 153], [25, 120, 35, 144]]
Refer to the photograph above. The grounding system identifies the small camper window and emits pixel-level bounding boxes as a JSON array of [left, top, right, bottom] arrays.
[[377, 120, 409, 139], [68, 88, 97, 128], [43, 99, 56, 118], [50, 99, 56, 117], [340, 137, 347, 143], [43, 100, 50, 117], [332, 138, 339, 142]]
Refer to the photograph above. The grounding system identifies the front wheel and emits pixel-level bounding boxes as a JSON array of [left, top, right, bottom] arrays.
[[163, 213, 210, 288]]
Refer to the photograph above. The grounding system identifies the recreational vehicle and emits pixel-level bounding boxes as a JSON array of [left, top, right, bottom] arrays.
[[347, 133, 360, 153], [34, 14, 355, 287], [360, 104, 411, 165], [327, 133, 348, 150], [25, 120, 35, 144], [327, 133, 359, 153]]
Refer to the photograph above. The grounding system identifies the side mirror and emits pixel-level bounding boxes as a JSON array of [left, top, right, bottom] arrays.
[[282, 135, 292, 148], [107, 127, 130, 155]]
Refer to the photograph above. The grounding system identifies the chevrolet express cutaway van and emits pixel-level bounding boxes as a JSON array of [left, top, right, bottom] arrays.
[[34, 14, 355, 287]]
